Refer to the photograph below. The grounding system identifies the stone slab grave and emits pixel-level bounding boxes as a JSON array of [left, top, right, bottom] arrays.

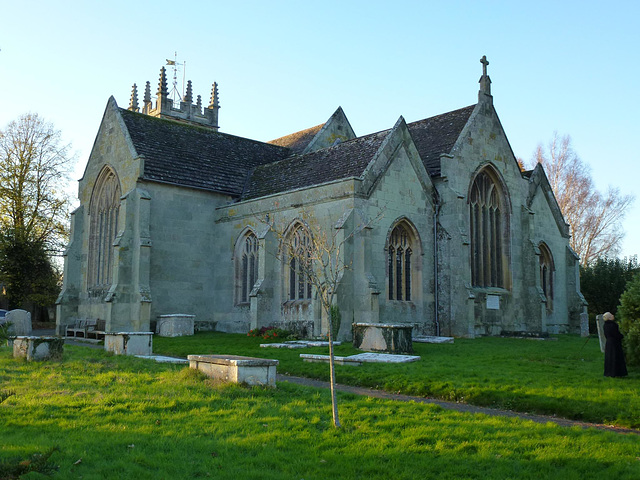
[[260, 340, 342, 349], [5, 309, 32, 336], [595, 314, 606, 353], [135, 355, 189, 364], [188, 354, 278, 387], [352, 322, 413, 354], [104, 332, 153, 356], [13, 336, 64, 361], [156, 314, 195, 337], [301, 352, 420, 365], [413, 336, 454, 344]]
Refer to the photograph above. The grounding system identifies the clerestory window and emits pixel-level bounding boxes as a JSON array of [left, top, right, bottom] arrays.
[[88, 166, 121, 295]]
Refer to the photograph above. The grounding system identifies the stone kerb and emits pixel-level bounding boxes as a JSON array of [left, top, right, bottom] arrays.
[[352, 322, 414, 354], [188, 354, 278, 387], [156, 314, 195, 337], [104, 332, 153, 356], [6, 309, 32, 336], [13, 336, 64, 361]]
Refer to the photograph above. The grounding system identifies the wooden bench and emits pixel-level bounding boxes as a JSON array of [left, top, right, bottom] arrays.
[[65, 318, 104, 339]]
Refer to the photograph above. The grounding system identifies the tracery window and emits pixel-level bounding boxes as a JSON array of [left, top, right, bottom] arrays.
[[539, 243, 554, 312], [88, 167, 121, 294], [236, 232, 259, 304], [469, 168, 508, 288], [285, 225, 312, 301], [388, 223, 413, 301]]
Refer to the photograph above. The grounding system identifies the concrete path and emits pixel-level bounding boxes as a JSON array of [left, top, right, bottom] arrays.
[[276, 375, 640, 436]]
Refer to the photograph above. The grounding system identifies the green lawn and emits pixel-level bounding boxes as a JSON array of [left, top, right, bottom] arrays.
[[1, 335, 639, 479], [154, 332, 640, 428]]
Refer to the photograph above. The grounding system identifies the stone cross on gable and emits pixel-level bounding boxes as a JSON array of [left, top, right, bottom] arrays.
[[480, 55, 489, 77]]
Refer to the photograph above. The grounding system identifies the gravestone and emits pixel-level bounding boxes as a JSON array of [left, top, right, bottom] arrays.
[[580, 313, 589, 337], [6, 309, 32, 335], [156, 314, 195, 337], [13, 336, 64, 361], [352, 323, 413, 354], [595, 314, 606, 353]]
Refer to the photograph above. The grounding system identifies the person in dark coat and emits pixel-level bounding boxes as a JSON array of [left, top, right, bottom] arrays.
[[603, 312, 628, 377]]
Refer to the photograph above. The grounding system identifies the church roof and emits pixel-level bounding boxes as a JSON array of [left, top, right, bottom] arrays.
[[119, 109, 290, 196], [268, 123, 325, 154], [118, 102, 475, 200], [240, 105, 475, 200]]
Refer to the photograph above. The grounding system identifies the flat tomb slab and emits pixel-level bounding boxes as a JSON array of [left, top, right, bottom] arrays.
[[104, 332, 153, 356], [12, 336, 64, 361], [188, 355, 278, 387], [413, 336, 455, 344], [300, 354, 363, 366]]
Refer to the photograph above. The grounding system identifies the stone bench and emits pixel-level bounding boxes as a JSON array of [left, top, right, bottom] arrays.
[[104, 332, 153, 356], [12, 336, 64, 361], [352, 322, 414, 354], [188, 354, 278, 387], [156, 314, 195, 337]]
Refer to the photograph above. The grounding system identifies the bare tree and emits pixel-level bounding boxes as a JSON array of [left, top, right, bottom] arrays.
[[533, 133, 634, 266], [0, 113, 73, 252], [264, 208, 381, 428]]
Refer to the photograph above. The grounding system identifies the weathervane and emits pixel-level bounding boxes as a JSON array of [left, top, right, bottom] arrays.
[[166, 52, 186, 105]]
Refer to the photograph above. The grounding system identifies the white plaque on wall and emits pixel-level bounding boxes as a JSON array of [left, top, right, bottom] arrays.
[[486, 295, 500, 310]]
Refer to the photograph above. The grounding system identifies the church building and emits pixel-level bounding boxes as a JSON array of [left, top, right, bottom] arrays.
[[56, 57, 587, 339]]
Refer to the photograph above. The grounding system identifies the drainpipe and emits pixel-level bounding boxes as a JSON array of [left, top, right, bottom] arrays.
[[433, 194, 441, 337]]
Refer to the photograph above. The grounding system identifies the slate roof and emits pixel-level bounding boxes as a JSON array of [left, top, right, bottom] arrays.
[[407, 104, 475, 176], [242, 130, 389, 200], [241, 105, 476, 200], [119, 109, 290, 196], [268, 123, 324, 154], [118, 103, 475, 200]]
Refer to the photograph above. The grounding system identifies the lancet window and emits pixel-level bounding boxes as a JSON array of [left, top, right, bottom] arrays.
[[539, 243, 554, 312], [388, 222, 413, 301], [285, 225, 312, 301], [88, 167, 121, 295], [236, 232, 259, 305], [469, 168, 509, 288]]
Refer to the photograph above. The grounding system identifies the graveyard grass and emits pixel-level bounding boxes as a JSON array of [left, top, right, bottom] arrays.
[[0, 336, 637, 479]]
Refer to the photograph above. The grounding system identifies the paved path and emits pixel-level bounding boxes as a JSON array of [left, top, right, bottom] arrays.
[[277, 374, 640, 436]]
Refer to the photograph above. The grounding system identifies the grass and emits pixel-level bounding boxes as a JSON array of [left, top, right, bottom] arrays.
[[153, 332, 640, 428], [1, 344, 640, 480]]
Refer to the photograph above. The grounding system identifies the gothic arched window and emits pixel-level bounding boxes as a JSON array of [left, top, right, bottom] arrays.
[[539, 243, 554, 312], [469, 168, 509, 288], [388, 222, 414, 301], [285, 224, 312, 301], [88, 167, 121, 294], [236, 232, 259, 305]]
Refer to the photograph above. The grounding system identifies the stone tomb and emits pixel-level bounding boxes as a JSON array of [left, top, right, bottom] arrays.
[[13, 336, 64, 361], [104, 332, 153, 356], [188, 354, 278, 387], [156, 314, 195, 337], [352, 323, 413, 354]]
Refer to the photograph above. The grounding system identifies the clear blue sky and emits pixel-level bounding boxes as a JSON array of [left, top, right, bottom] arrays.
[[1, 0, 638, 257]]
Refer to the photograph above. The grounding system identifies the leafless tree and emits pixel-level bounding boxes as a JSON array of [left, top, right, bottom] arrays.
[[263, 208, 382, 428], [0, 113, 74, 253], [533, 133, 634, 266]]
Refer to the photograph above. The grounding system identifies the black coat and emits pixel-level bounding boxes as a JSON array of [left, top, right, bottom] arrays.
[[604, 320, 628, 377]]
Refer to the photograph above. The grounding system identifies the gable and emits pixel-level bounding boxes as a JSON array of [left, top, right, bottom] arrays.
[[526, 163, 571, 238]]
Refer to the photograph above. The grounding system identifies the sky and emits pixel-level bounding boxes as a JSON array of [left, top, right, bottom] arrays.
[[1, 0, 638, 258]]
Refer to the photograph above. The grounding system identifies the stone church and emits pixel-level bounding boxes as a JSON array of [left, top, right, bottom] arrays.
[[56, 57, 587, 339]]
